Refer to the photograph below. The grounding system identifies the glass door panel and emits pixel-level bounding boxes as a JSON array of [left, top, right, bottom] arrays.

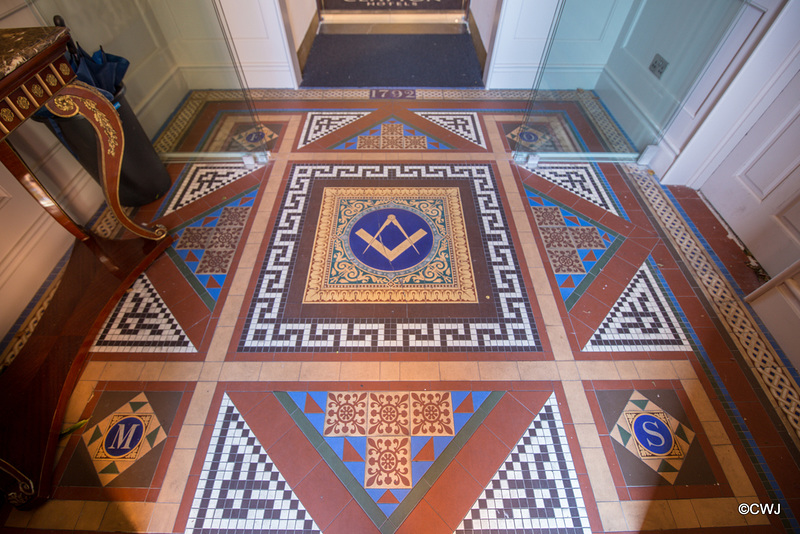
[[514, 0, 746, 164]]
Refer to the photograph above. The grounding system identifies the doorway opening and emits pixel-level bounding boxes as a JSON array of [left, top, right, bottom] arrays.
[[299, 1, 485, 88]]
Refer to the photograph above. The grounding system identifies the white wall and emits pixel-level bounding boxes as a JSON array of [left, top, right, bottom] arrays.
[[284, 0, 316, 51]]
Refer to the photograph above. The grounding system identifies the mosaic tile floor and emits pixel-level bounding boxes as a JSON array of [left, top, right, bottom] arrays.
[[3, 90, 799, 533]]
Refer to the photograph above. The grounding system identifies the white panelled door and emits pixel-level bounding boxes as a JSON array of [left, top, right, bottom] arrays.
[[700, 63, 800, 277]]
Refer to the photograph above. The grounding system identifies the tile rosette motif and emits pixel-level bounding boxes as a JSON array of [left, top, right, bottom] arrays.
[[325, 392, 368, 436], [368, 393, 410, 435], [366, 437, 412, 489], [304, 186, 476, 303], [411, 392, 454, 435]]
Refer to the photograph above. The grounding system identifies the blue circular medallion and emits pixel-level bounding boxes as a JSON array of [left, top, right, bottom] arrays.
[[245, 131, 265, 142], [103, 416, 145, 458], [519, 130, 538, 143], [632, 414, 673, 456], [348, 208, 434, 272]]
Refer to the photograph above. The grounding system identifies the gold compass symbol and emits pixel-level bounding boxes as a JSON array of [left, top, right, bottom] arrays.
[[356, 214, 428, 262]]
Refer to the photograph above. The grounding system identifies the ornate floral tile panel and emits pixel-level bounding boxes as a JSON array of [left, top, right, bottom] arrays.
[[332, 118, 451, 150], [284, 390, 493, 518], [304, 187, 476, 304]]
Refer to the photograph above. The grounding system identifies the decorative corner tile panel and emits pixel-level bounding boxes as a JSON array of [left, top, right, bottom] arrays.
[[284, 390, 495, 519], [456, 393, 591, 534], [412, 111, 486, 148], [91, 274, 197, 353], [169, 187, 257, 308], [161, 163, 261, 216], [526, 187, 622, 307], [582, 259, 692, 352], [596, 389, 714, 488], [298, 111, 372, 148], [231, 123, 279, 151], [239, 164, 540, 352], [186, 395, 319, 533], [533, 163, 625, 218]]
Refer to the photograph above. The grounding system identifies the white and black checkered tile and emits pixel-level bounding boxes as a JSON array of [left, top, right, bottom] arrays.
[[456, 393, 591, 534], [239, 164, 540, 352], [91, 274, 196, 352], [413, 111, 486, 148], [186, 395, 320, 534], [583, 260, 692, 352], [163, 163, 261, 216], [533, 163, 624, 218], [297, 112, 372, 148]]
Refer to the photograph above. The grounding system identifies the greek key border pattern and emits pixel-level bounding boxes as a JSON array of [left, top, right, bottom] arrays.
[[623, 163, 800, 441], [239, 164, 540, 352]]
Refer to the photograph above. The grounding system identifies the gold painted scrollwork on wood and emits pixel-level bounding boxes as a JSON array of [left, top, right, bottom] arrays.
[[0, 108, 13, 122], [44, 81, 167, 241], [16, 96, 30, 110], [83, 100, 118, 157], [52, 95, 76, 113]]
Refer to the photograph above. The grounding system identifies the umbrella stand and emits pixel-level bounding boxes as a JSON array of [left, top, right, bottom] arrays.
[[33, 16, 171, 207]]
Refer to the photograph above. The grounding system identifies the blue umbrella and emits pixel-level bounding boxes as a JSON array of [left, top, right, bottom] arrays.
[[68, 43, 129, 102]]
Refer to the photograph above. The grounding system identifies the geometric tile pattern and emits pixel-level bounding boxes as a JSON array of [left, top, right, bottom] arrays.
[[455, 393, 591, 534], [81, 393, 167, 486], [170, 187, 258, 308], [239, 164, 540, 352], [533, 163, 624, 218], [90, 274, 197, 353], [413, 111, 486, 148], [625, 163, 800, 442], [332, 118, 451, 150], [298, 111, 372, 148], [608, 391, 696, 484], [583, 259, 692, 352], [286, 390, 492, 518], [185, 394, 320, 534], [526, 188, 620, 306], [161, 163, 261, 216]]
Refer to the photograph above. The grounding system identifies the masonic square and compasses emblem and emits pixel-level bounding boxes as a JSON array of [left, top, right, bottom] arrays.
[[304, 187, 477, 303]]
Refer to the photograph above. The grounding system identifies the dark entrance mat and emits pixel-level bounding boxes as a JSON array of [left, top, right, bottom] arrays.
[[300, 33, 483, 88]]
